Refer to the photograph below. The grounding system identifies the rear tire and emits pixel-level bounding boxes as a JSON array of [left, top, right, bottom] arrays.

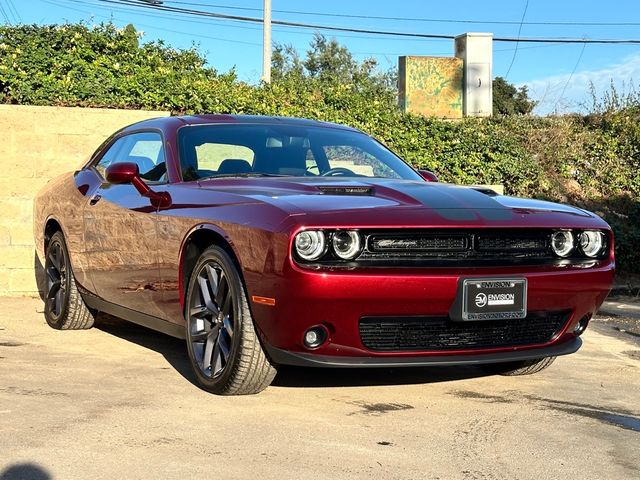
[[482, 356, 556, 376], [44, 231, 95, 330], [185, 245, 276, 395]]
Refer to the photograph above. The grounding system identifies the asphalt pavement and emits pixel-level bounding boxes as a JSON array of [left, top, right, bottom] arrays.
[[0, 297, 639, 480]]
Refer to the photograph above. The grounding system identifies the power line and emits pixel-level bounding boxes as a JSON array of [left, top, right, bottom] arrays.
[[352, 42, 570, 58], [41, 0, 261, 46], [504, 0, 529, 79], [41, 0, 576, 60], [0, 1, 11, 25], [148, 0, 640, 27], [91, 0, 456, 40], [87, 0, 640, 44], [54, 0, 278, 36], [59, 0, 448, 44], [554, 41, 588, 112], [5, 0, 21, 23]]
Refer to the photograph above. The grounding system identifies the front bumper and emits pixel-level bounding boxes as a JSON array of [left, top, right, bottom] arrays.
[[247, 260, 613, 365], [265, 337, 582, 368]]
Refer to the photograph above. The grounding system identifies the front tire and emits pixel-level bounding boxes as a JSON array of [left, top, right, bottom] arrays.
[[185, 245, 276, 395], [482, 356, 556, 376], [44, 231, 95, 330]]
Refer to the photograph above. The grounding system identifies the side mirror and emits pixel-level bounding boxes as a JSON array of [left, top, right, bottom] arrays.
[[104, 161, 171, 208], [105, 162, 140, 184], [418, 169, 439, 182]]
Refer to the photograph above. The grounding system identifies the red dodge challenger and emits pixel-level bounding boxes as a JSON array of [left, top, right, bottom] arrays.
[[34, 115, 615, 395]]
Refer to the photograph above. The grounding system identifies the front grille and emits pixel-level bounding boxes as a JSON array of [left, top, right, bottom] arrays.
[[359, 311, 570, 352], [364, 229, 551, 260], [476, 233, 548, 252], [370, 234, 468, 252]]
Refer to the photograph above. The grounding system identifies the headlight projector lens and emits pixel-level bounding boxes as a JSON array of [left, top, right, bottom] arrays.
[[332, 230, 362, 260], [579, 230, 605, 258], [551, 231, 574, 257], [295, 230, 326, 261]]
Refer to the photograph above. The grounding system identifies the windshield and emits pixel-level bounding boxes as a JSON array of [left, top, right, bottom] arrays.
[[177, 124, 422, 181]]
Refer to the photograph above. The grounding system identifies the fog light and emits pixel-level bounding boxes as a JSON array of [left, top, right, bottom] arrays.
[[303, 326, 327, 348], [573, 314, 591, 336]]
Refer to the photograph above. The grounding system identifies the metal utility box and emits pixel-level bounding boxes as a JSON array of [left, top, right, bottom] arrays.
[[455, 33, 493, 117]]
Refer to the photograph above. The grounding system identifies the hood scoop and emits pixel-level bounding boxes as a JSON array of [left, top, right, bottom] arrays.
[[318, 186, 374, 196], [470, 186, 500, 197]]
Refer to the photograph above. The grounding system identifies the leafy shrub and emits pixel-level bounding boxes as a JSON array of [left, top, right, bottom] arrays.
[[1, 23, 638, 270]]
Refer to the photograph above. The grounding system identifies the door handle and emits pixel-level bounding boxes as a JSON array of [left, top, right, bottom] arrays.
[[89, 194, 102, 206]]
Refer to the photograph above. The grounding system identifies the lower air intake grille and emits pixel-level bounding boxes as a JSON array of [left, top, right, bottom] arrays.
[[359, 311, 570, 352]]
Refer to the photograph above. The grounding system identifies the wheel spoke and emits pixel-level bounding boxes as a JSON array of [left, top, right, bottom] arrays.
[[221, 291, 231, 317], [189, 305, 210, 319], [190, 329, 209, 342], [214, 271, 227, 307], [54, 288, 63, 315], [50, 244, 61, 271], [202, 326, 219, 372], [223, 319, 233, 338], [46, 266, 60, 283], [219, 289, 233, 337], [47, 280, 61, 299], [212, 341, 223, 375], [217, 333, 230, 362], [205, 264, 219, 298], [192, 342, 204, 369], [197, 275, 218, 315], [47, 296, 56, 314], [223, 316, 233, 338]]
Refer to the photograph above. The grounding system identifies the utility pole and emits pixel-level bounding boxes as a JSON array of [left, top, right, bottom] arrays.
[[262, 0, 271, 83]]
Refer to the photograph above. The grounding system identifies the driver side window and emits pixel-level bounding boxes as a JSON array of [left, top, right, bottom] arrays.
[[95, 132, 166, 183]]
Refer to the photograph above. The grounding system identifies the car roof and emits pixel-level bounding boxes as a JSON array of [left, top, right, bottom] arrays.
[[120, 114, 362, 133]]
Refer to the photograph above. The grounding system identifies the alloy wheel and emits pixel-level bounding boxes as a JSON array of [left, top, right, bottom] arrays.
[[188, 261, 235, 378], [45, 239, 68, 320]]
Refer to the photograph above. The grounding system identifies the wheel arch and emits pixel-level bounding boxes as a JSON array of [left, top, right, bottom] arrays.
[[43, 216, 64, 253], [178, 223, 242, 310]]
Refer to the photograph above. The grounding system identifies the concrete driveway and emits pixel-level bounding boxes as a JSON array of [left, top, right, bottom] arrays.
[[1, 297, 638, 480]]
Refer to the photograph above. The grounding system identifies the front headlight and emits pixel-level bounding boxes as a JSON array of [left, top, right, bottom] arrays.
[[551, 230, 574, 257], [294, 230, 326, 261], [579, 230, 605, 258], [332, 230, 362, 260]]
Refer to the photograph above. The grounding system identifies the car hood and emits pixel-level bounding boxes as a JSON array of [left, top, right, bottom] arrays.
[[196, 176, 592, 219]]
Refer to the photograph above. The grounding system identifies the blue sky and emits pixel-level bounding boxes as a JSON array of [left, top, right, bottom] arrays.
[[9, 0, 640, 114]]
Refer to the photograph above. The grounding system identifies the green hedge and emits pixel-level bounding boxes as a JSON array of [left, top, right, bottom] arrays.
[[1, 23, 638, 270]]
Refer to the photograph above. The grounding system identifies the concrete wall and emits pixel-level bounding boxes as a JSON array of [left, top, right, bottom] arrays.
[[0, 105, 169, 296]]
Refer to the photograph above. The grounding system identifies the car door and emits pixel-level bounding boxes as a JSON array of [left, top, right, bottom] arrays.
[[83, 131, 167, 318]]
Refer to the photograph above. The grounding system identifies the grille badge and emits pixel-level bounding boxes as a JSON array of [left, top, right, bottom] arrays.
[[376, 239, 419, 249]]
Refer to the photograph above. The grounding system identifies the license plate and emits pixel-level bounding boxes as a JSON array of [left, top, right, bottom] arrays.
[[462, 278, 527, 321]]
